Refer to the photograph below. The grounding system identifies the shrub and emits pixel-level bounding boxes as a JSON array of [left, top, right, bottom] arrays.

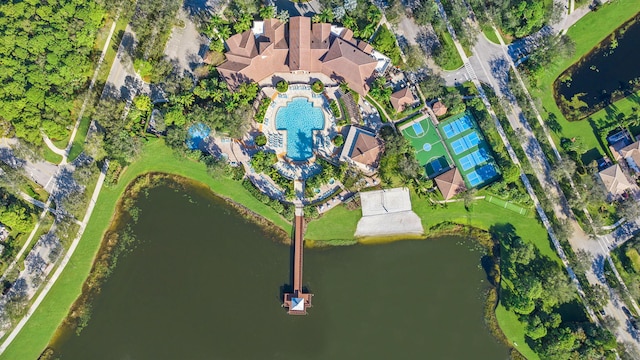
[[255, 98, 271, 123], [333, 134, 344, 147], [255, 133, 267, 146], [329, 100, 340, 117], [276, 80, 288, 93], [312, 80, 324, 93]]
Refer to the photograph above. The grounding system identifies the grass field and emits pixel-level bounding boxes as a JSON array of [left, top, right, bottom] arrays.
[[532, 0, 640, 164], [484, 195, 529, 215], [495, 304, 539, 359], [1, 139, 291, 359], [41, 147, 62, 164], [435, 27, 464, 70], [67, 116, 91, 162]]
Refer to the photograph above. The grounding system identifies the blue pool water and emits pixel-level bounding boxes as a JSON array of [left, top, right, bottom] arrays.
[[186, 123, 211, 150], [276, 97, 324, 161]]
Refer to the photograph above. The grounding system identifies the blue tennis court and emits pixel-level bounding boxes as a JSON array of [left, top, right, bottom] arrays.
[[441, 115, 473, 139], [412, 122, 424, 136], [459, 149, 490, 171], [467, 164, 498, 187], [450, 132, 481, 154]]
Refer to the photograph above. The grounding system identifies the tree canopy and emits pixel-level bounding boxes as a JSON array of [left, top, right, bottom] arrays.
[[0, 0, 106, 145]]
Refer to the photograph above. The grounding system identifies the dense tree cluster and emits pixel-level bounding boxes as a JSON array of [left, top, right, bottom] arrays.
[[378, 127, 422, 184], [130, 0, 181, 81], [371, 25, 403, 67], [472, 0, 550, 38], [0, 0, 106, 145], [495, 224, 616, 359], [162, 75, 259, 141]]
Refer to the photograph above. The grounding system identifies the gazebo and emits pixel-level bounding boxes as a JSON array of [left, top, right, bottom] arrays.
[[435, 168, 466, 200], [432, 101, 447, 117]]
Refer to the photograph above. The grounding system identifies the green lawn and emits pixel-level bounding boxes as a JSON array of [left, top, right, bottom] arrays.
[[67, 116, 91, 162], [533, 0, 640, 164], [1, 139, 291, 359], [436, 28, 464, 70], [307, 190, 559, 263], [41, 146, 62, 164], [482, 24, 500, 44], [305, 205, 362, 241], [495, 304, 539, 360]]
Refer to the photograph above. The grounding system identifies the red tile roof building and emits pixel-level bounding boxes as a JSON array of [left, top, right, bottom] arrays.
[[390, 87, 416, 112], [435, 168, 466, 200], [218, 17, 378, 95]]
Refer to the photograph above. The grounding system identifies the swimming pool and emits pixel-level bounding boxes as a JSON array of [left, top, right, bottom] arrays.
[[276, 97, 324, 161]]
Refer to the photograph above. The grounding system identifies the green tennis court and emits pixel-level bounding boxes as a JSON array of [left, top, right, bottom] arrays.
[[400, 117, 452, 177]]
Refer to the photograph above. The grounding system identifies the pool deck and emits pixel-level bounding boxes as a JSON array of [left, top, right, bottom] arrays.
[[261, 86, 339, 179]]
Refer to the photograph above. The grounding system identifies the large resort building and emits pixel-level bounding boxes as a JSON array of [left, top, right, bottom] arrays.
[[218, 16, 378, 96]]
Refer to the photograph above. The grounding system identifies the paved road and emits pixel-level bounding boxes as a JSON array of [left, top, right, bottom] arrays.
[[436, 0, 640, 349], [0, 161, 109, 356]]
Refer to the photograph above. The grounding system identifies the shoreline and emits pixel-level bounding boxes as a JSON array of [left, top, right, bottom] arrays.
[[553, 14, 640, 121], [41, 172, 518, 359]]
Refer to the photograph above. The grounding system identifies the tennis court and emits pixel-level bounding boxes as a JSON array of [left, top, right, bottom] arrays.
[[441, 114, 473, 139], [450, 132, 480, 155], [438, 111, 500, 188], [400, 117, 452, 177], [467, 164, 498, 186], [459, 149, 491, 171]]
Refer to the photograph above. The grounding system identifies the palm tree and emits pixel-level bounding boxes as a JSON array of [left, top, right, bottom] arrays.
[[319, 8, 334, 23], [217, 25, 231, 40], [366, 5, 381, 23], [259, 5, 275, 19], [312, 14, 321, 23], [342, 15, 357, 31], [277, 10, 290, 23], [359, 23, 376, 39]]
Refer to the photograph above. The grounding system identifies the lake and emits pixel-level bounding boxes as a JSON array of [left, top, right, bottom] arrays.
[[554, 15, 640, 120], [50, 183, 507, 359]]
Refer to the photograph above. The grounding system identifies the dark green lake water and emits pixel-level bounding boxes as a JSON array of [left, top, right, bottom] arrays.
[[52, 184, 507, 359]]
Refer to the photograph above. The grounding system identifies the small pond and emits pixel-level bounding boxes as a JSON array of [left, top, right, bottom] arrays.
[[554, 15, 640, 120]]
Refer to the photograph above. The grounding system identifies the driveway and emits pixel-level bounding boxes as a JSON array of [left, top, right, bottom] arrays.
[[164, 8, 209, 77], [273, 0, 321, 16]]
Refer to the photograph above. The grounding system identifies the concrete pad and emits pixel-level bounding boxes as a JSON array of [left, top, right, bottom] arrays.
[[360, 188, 412, 216], [355, 211, 424, 237]]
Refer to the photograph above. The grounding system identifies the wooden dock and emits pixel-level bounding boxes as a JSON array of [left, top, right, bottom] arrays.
[[282, 206, 313, 315]]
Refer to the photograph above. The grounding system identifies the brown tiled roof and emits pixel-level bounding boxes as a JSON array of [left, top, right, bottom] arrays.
[[620, 141, 640, 173], [598, 164, 634, 196], [219, 17, 378, 95], [344, 127, 382, 166], [289, 17, 312, 71], [435, 168, 466, 200], [356, 40, 373, 54], [432, 101, 447, 116], [390, 87, 415, 112], [322, 39, 377, 95]]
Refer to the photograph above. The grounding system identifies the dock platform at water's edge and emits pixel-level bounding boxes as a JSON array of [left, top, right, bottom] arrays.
[[282, 206, 313, 315]]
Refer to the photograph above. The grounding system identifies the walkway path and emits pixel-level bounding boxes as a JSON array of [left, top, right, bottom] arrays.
[[435, 0, 599, 326], [0, 16, 120, 354], [0, 161, 108, 355], [42, 135, 66, 158], [447, 1, 640, 347]]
